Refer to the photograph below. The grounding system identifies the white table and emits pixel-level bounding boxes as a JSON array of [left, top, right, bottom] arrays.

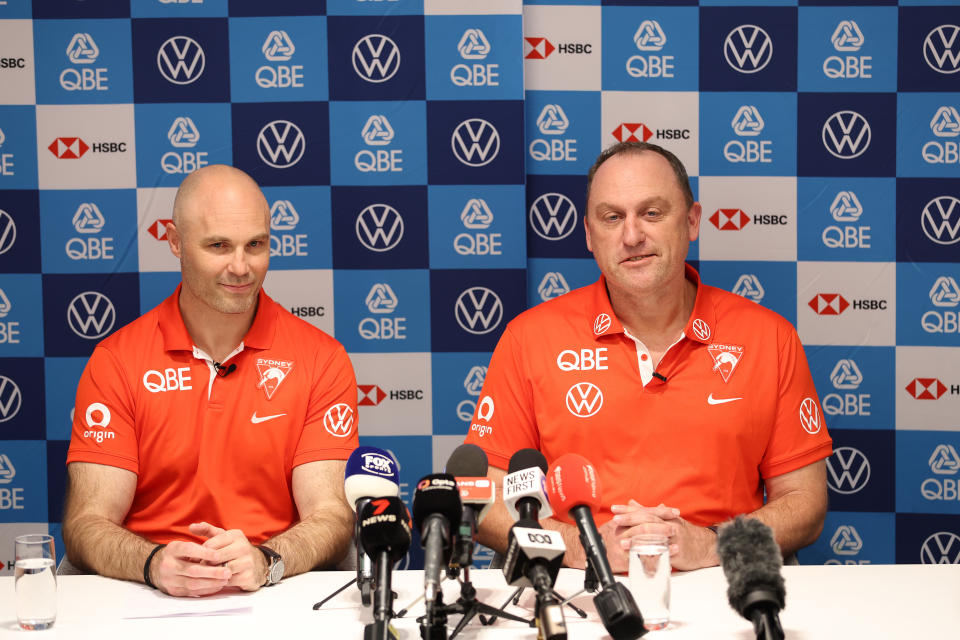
[[2, 566, 958, 639]]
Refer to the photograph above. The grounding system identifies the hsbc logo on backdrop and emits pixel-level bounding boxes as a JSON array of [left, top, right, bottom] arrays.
[[524, 37, 591, 59], [72, 203, 105, 234], [612, 123, 652, 143], [830, 359, 864, 390], [455, 287, 503, 335], [921, 532, 960, 564], [67, 33, 100, 64], [270, 200, 299, 231], [358, 384, 387, 406], [929, 444, 960, 475], [0, 376, 22, 423], [460, 199, 493, 230], [732, 274, 764, 302], [822, 111, 872, 159], [365, 283, 398, 314], [538, 272, 570, 302], [830, 525, 864, 556], [0, 210, 15, 255], [167, 117, 200, 148], [356, 204, 404, 252], [809, 293, 850, 315], [566, 382, 603, 418], [724, 25, 773, 73], [529, 193, 577, 241], [48, 137, 89, 159], [257, 120, 306, 169], [148, 219, 173, 241], [537, 105, 569, 136], [353, 34, 401, 83], [831, 21, 865, 52], [921, 196, 960, 245], [731, 106, 764, 137], [451, 119, 500, 167], [710, 209, 749, 231], [826, 447, 871, 494], [923, 25, 960, 74], [830, 191, 863, 222], [262, 30, 295, 62], [361, 115, 395, 146], [157, 36, 206, 85], [67, 291, 116, 339], [905, 378, 947, 400], [458, 29, 491, 60], [929, 276, 960, 308]]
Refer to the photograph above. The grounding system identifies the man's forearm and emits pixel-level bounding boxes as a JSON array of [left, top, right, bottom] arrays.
[[63, 513, 155, 583], [749, 491, 826, 558], [262, 503, 354, 576]]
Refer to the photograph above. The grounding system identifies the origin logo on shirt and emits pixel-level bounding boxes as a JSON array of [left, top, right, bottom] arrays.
[[707, 343, 744, 382], [256, 358, 293, 400]]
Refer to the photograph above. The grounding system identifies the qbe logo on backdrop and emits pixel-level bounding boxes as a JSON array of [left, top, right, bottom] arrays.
[[0, 107, 41, 189], [35, 22, 134, 103], [334, 271, 428, 353], [269, 200, 308, 259], [454, 199, 500, 258], [921, 444, 960, 504], [700, 94, 797, 175], [797, 178, 896, 262], [529, 104, 576, 165], [449, 28, 499, 89], [426, 15, 521, 99], [920, 276, 960, 337], [328, 101, 427, 185], [798, 9, 897, 92], [260, 187, 330, 269], [823, 190, 871, 251], [601, 7, 699, 91], [229, 19, 328, 102], [823, 358, 873, 420], [525, 92, 596, 175], [922, 105, 960, 168], [426, 186, 524, 269], [538, 272, 571, 302], [0, 441, 49, 521], [133, 103, 231, 187], [36, 105, 136, 189]]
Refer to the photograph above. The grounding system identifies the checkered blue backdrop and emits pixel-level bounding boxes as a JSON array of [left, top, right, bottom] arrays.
[[0, 0, 958, 573]]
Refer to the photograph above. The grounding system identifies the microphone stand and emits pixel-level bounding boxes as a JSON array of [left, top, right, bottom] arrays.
[[364, 553, 398, 640], [430, 565, 533, 640], [494, 586, 588, 621]]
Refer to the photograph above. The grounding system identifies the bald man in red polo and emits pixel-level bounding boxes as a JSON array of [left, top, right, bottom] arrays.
[[465, 142, 832, 573]]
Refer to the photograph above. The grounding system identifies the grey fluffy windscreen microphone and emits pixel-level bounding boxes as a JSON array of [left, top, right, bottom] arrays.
[[716, 516, 786, 640]]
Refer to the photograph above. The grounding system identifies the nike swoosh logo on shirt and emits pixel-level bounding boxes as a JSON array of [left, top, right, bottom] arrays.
[[251, 412, 287, 424], [707, 394, 743, 405]]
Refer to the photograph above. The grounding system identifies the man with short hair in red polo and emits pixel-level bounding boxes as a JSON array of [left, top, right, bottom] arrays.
[[64, 165, 358, 596], [465, 142, 832, 572]]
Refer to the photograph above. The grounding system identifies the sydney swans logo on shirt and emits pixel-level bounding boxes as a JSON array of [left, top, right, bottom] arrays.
[[707, 344, 743, 382], [256, 358, 293, 400]]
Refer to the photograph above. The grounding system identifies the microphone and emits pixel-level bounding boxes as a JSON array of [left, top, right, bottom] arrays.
[[503, 448, 553, 523], [213, 361, 236, 377], [358, 496, 411, 640], [546, 453, 647, 640], [445, 443, 494, 570], [345, 447, 401, 606], [502, 525, 568, 640], [717, 517, 786, 640], [412, 473, 461, 605]]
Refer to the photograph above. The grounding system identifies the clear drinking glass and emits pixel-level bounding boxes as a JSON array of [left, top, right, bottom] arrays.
[[629, 533, 670, 631], [14, 534, 57, 630]]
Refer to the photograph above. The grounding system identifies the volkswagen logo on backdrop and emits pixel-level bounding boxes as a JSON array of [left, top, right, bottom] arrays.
[[67, 291, 116, 339], [0, 210, 18, 255], [529, 193, 577, 240], [356, 204, 404, 252], [826, 447, 871, 495], [0, 376, 22, 423], [723, 25, 773, 73], [256, 120, 306, 169], [455, 287, 503, 335], [451, 119, 500, 167], [921, 196, 960, 246], [157, 36, 206, 85], [923, 25, 960, 74], [822, 111, 871, 159], [920, 532, 960, 564], [352, 34, 401, 83]]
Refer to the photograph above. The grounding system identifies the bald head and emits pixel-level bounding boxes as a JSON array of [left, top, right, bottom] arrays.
[[172, 165, 268, 239]]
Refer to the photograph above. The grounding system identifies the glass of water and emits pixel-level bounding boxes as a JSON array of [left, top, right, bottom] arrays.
[[14, 534, 57, 630], [629, 533, 670, 631]]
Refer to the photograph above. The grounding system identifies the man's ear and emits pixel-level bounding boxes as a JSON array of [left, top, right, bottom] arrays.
[[687, 202, 702, 243], [584, 214, 594, 253], [167, 222, 183, 259]]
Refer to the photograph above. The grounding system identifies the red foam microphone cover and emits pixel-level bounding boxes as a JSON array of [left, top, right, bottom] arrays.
[[545, 453, 602, 524]]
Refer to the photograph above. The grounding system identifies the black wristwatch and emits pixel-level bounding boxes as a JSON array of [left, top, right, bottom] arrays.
[[257, 545, 284, 586]]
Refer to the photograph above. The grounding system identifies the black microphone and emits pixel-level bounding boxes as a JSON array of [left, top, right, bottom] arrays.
[[213, 361, 236, 378], [359, 496, 411, 640], [716, 517, 786, 640], [445, 443, 492, 570], [503, 448, 552, 523], [502, 524, 568, 640], [412, 473, 461, 605], [652, 371, 667, 383]]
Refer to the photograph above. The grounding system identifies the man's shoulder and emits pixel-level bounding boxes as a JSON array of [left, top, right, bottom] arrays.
[[96, 305, 163, 355]]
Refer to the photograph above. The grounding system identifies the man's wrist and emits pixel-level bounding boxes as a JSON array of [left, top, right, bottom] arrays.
[[143, 543, 166, 589]]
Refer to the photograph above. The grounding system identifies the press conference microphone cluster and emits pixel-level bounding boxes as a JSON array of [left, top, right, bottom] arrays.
[[717, 517, 786, 640], [344, 447, 401, 606], [546, 453, 647, 640], [358, 496, 411, 640]]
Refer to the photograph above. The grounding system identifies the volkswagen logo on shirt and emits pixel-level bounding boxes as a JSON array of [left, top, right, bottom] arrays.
[[257, 120, 306, 169], [529, 193, 577, 241], [593, 313, 612, 336], [799, 397, 821, 434], [67, 291, 116, 339], [352, 34, 401, 83], [451, 119, 500, 167], [923, 25, 960, 74], [920, 532, 960, 564], [356, 204, 404, 252], [565, 382, 603, 418], [157, 36, 206, 85], [323, 403, 355, 438], [723, 25, 773, 73], [454, 287, 503, 335], [0, 376, 22, 423], [921, 196, 960, 246], [822, 111, 871, 159], [826, 447, 871, 495], [0, 210, 18, 255]]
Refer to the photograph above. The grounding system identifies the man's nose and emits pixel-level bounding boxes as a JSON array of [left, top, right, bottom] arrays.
[[227, 248, 250, 276], [623, 215, 646, 245]]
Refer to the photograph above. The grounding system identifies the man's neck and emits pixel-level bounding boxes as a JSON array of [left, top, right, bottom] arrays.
[[608, 273, 697, 357], [178, 290, 257, 363]]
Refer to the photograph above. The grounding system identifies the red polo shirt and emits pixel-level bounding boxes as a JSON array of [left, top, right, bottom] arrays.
[[465, 265, 832, 527], [67, 286, 358, 544]]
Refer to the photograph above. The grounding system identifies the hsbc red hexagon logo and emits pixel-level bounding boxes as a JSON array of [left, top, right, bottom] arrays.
[[808, 294, 850, 315], [709, 209, 750, 231], [148, 219, 173, 241], [48, 137, 89, 159], [906, 378, 947, 400], [524, 37, 555, 59], [612, 123, 652, 143], [358, 384, 387, 406]]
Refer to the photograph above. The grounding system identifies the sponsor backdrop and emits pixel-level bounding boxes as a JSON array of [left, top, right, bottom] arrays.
[[0, 0, 958, 572]]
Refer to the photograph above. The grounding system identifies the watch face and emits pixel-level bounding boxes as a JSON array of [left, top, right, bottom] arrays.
[[269, 560, 285, 585]]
